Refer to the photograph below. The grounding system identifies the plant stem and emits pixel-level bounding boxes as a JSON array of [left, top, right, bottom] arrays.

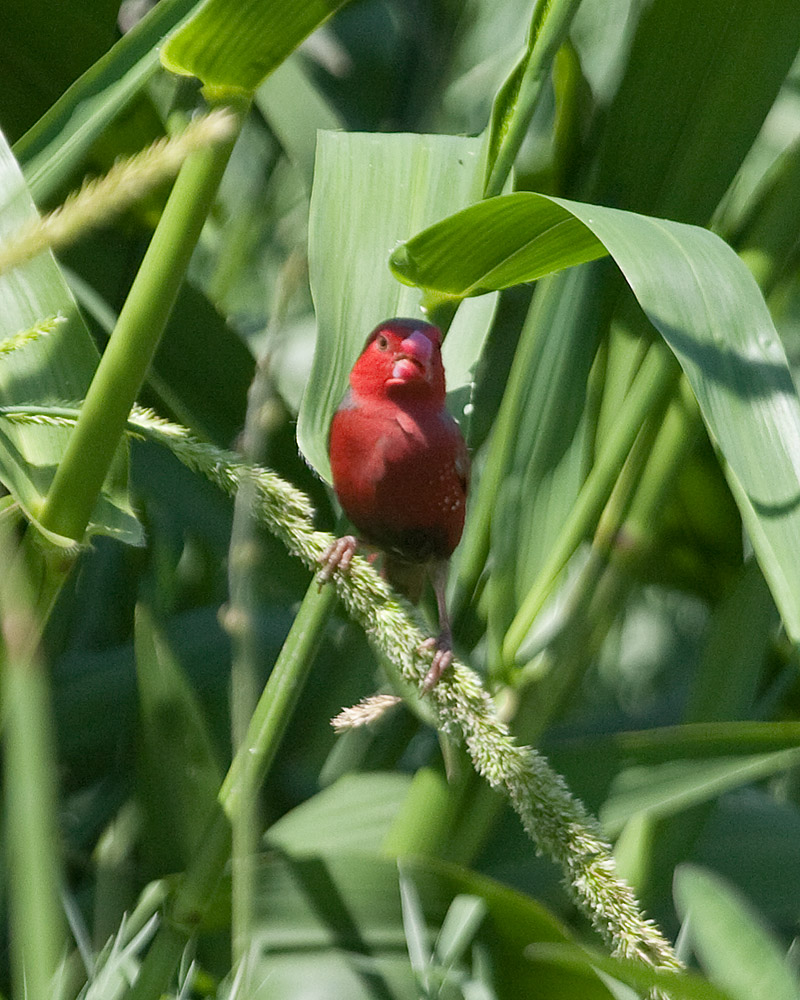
[[38, 105, 243, 543], [484, 0, 584, 197], [501, 342, 678, 666], [127, 580, 337, 999], [0, 531, 65, 1000]]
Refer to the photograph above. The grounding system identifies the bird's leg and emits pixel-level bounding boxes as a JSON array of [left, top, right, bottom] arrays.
[[419, 560, 454, 691], [317, 534, 358, 586]]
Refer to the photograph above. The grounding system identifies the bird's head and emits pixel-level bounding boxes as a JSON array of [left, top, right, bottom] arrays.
[[350, 318, 446, 402]]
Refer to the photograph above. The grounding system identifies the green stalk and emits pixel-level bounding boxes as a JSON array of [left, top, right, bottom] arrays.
[[38, 104, 244, 543], [409, 400, 674, 868], [0, 533, 65, 1000], [613, 376, 701, 569], [451, 284, 550, 621], [226, 294, 293, 973], [483, 0, 584, 197], [501, 343, 678, 666], [127, 581, 337, 999]]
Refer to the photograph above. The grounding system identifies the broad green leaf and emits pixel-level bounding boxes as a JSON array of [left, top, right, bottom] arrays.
[[265, 773, 413, 855], [15, 0, 201, 202], [161, 0, 350, 95], [299, 130, 498, 481], [390, 192, 800, 645], [390, 192, 606, 296], [674, 865, 800, 1000], [599, 749, 800, 837], [0, 131, 142, 543]]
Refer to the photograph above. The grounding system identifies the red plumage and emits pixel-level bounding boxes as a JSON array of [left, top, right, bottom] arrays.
[[321, 318, 469, 688]]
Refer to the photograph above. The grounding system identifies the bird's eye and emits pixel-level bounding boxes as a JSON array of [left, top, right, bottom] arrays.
[[376, 334, 389, 350]]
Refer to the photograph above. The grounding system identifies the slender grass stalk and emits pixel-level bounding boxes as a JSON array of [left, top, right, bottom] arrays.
[[613, 376, 701, 568], [127, 582, 338, 1000], [37, 103, 244, 544], [501, 342, 679, 666], [225, 254, 307, 974], [483, 0, 584, 197], [0, 530, 65, 1000], [3, 403, 681, 974]]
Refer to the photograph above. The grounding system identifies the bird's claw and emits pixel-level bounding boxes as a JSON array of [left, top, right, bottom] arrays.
[[318, 535, 358, 589], [419, 633, 453, 692]]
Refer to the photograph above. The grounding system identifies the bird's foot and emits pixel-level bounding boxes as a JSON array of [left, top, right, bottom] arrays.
[[318, 535, 358, 587], [419, 630, 453, 692]]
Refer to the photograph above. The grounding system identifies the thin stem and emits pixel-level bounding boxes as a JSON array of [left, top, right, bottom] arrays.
[[225, 265, 300, 971], [501, 342, 678, 666], [0, 531, 66, 1000], [127, 581, 338, 999], [484, 0, 584, 197], [3, 403, 681, 974], [38, 105, 244, 543]]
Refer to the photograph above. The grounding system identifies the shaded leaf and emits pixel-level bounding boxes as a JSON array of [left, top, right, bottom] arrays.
[[674, 865, 800, 1000], [16, 0, 201, 202], [526, 941, 732, 1000], [600, 749, 800, 837]]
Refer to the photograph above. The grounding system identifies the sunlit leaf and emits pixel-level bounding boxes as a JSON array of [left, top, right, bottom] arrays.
[[161, 0, 350, 95], [299, 130, 498, 481], [390, 192, 800, 644]]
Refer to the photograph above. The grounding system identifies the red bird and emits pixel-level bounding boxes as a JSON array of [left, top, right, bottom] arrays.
[[319, 318, 469, 689]]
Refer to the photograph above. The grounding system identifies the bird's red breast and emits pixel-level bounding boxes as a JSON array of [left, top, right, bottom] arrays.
[[329, 319, 469, 564]]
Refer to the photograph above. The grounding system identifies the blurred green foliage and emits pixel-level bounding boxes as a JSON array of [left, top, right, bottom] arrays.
[[1, 0, 800, 998]]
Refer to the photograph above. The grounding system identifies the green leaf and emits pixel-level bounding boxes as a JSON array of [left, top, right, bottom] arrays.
[[674, 865, 800, 1000], [134, 604, 223, 874], [599, 749, 800, 837], [249, 851, 617, 1000], [298, 130, 498, 481], [0, 0, 120, 145], [265, 773, 413, 855], [390, 192, 800, 646], [161, 0, 350, 96], [584, 0, 800, 226], [390, 192, 606, 297], [0, 130, 142, 544]]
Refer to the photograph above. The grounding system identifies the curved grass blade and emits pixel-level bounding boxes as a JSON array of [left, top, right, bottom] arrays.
[[674, 865, 800, 1000], [390, 192, 800, 643], [161, 0, 350, 95]]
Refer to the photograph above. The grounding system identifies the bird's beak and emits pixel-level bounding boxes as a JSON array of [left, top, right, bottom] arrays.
[[391, 331, 434, 382]]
